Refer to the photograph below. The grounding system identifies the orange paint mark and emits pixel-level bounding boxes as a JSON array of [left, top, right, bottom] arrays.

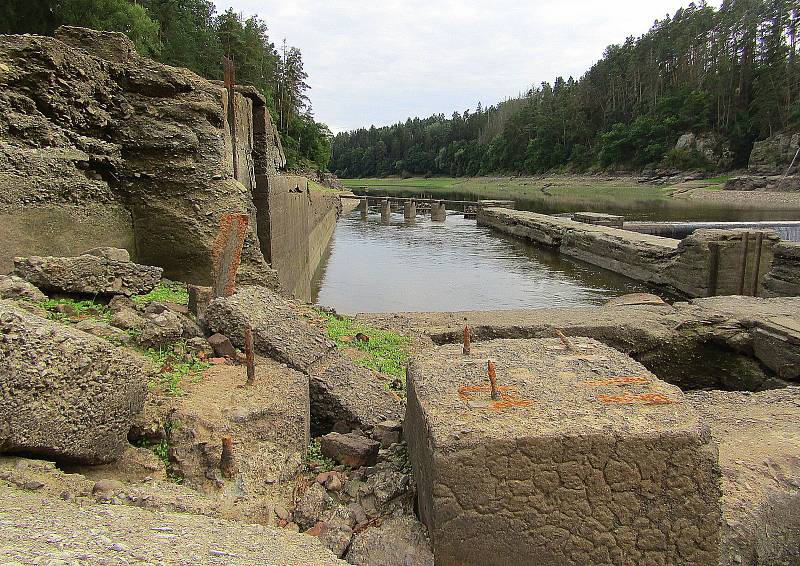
[[583, 376, 651, 386], [597, 393, 673, 405], [458, 384, 533, 410]]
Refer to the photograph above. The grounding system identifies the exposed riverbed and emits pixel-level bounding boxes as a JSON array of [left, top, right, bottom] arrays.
[[312, 211, 649, 313]]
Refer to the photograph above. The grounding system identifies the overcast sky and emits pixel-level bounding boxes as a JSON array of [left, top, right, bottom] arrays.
[[216, 0, 719, 133]]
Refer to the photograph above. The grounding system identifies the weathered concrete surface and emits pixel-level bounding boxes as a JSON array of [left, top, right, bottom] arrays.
[[345, 515, 435, 566], [405, 338, 720, 565], [253, 175, 341, 300], [0, 27, 277, 286], [168, 359, 309, 498], [0, 300, 150, 464], [13, 252, 162, 296], [686, 388, 800, 566], [0, 274, 46, 302], [0, 484, 347, 565], [204, 286, 402, 433], [358, 296, 800, 390], [762, 241, 800, 297], [478, 208, 783, 298]]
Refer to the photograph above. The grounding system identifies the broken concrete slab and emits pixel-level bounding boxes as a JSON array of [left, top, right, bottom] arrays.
[[13, 252, 162, 297], [345, 515, 435, 566], [0, 274, 46, 302], [205, 286, 402, 433], [207, 332, 236, 358], [0, 300, 151, 464], [686, 387, 800, 566], [405, 337, 720, 566]]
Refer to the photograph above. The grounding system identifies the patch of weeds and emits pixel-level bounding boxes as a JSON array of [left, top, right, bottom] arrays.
[[142, 342, 210, 396], [314, 309, 410, 393], [40, 298, 111, 323], [305, 438, 336, 472], [132, 280, 189, 306], [137, 420, 183, 483]]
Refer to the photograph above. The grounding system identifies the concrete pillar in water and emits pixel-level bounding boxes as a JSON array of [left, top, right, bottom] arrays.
[[431, 201, 446, 221], [381, 199, 391, 222], [360, 198, 368, 219], [404, 200, 417, 220]]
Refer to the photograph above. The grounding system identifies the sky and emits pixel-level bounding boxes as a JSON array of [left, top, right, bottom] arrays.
[[215, 0, 720, 134]]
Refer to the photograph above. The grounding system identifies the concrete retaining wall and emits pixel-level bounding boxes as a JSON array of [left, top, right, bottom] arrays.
[[479, 208, 784, 298], [763, 242, 800, 297]]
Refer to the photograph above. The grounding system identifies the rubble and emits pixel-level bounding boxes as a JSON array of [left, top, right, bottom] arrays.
[[320, 433, 380, 468]]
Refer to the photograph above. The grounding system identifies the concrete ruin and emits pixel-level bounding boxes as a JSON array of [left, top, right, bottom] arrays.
[[405, 338, 721, 566], [0, 27, 338, 300], [479, 207, 797, 299]]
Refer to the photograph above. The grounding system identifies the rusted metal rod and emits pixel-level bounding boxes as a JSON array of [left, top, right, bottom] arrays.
[[488, 360, 500, 401], [555, 328, 575, 352], [244, 325, 255, 385], [220, 435, 237, 478], [463, 319, 471, 355]]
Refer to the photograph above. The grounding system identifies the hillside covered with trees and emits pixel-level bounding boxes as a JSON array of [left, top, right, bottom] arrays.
[[1, 0, 332, 170], [331, 0, 800, 178]]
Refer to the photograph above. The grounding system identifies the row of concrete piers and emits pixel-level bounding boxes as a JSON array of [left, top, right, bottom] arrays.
[[346, 194, 514, 222], [357, 198, 449, 222]]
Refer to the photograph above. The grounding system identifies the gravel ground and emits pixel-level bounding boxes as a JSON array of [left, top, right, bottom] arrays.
[[0, 485, 345, 565]]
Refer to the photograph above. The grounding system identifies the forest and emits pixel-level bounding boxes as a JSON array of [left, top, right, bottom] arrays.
[[331, 0, 800, 178], [1, 0, 332, 170]]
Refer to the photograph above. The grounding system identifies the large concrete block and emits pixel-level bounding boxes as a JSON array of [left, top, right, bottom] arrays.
[[405, 338, 720, 566], [0, 300, 150, 464]]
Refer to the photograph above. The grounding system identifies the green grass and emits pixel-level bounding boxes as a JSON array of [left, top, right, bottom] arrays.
[[315, 309, 410, 391], [142, 342, 210, 396], [308, 179, 338, 193], [136, 420, 183, 483], [40, 298, 111, 323], [132, 281, 189, 306], [305, 438, 336, 472]]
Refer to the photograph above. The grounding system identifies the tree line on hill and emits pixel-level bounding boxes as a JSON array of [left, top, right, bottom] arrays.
[[330, 0, 800, 178], [1, 0, 332, 170]]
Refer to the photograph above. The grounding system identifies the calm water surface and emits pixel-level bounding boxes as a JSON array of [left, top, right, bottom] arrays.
[[312, 211, 649, 313]]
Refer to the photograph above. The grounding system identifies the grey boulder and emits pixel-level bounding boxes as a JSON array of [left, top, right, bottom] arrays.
[[345, 516, 434, 566], [0, 275, 47, 302], [0, 300, 151, 464]]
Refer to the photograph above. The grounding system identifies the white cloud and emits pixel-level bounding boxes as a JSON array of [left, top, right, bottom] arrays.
[[215, 0, 720, 132]]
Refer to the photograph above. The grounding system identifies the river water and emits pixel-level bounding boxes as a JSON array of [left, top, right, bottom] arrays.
[[312, 211, 650, 313]]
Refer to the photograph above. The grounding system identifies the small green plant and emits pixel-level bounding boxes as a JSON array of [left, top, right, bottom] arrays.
[[142, 342, 210, 395], [305, 438, 336, 472], [137, 420, 183, 483], [40, 298, 111, 323], [132, 281, 189, 306], [314, 309, 410, 391]]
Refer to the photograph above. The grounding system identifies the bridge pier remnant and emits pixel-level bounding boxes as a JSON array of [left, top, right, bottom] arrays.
[[380, 198, 391, 222], [360, 198, 368, 219], [404, 200, 417, 220], [431, 201, 446, 221], [405, 337, 721, 566]]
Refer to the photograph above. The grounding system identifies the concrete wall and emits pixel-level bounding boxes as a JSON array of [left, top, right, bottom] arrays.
[[478, 208, 785, 298], [254, 175, 340, 301], [763, 242, 800, 297]]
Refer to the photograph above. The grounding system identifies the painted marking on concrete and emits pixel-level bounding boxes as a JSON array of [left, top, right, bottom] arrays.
[[458, 384, 533, 410], [583, 376, 651, 386], [211, 213, 249, 297], [596, 393, 673, 405]]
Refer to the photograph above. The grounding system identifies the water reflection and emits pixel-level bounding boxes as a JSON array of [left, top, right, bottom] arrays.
[[312, 211, 649, 313]]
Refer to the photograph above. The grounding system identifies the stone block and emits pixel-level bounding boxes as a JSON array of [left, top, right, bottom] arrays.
[[13, 253, 162, 297], [320, 432, 380, 468], [573, 211, 624, 227], [405, 337, 720, 566], [187, 284, 213, 319], [207, 333, 236, 358], [0, 300, 150, 464]]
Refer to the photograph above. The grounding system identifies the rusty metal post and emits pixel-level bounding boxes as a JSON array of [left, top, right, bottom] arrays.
[[737, 232, 750, 295], [462, 320, 471, 355], [211, 213, 249, 298], [555, 328, 575, 352], [244, 325, 255, 385], [488, 360, 500, 401], [706, 242, 720, 297], [223, 56, 238, 181], [220, 435, 237, 478], [750, 231, 764, 297]]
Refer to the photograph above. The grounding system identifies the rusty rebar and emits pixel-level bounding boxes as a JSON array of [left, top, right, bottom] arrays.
[[462, 319, 471, 355], [488, 360, 500, 401], [220, 435, 237, 478], [244, 325, 255, 386], [555, 328, 575, 351]]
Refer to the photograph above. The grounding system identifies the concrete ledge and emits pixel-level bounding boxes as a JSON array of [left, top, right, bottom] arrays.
[[405, 338, 720, 565]]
